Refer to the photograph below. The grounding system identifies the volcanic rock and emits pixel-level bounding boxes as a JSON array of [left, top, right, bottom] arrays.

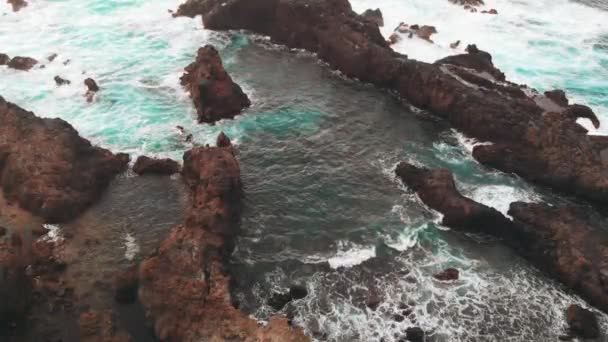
[[7, 56, 38, 71], [132, 156, 180, 176], [180, 45, 251, 123], [216, 131, 232, 147], [566, 304, 600, 339], [54, 76, 71, 86], [84, 78, 100, 92], [138, 134, 308, 341], [0, 53, 9, 65], [7, 0, 27, 12], [0, 96, 129, 222], [434, 268, 459, 281], [362, 8, 383, 27]]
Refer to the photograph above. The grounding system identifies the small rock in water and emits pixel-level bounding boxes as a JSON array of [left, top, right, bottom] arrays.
[[405, 327, 425, 342], [450, 40, 461, 49], [84, 78, 100, 92], [433, 268, 460, 281], [0, 53, 10, 65], [133, 156, 180, 176], [54, 76, 71, 86], [289, 284, 308, 300], [47, 53, 58, 62], [268, 291, 292, 311], [216, 132, 232, 147], [566, 304, 600, 339], [366, 290, 381, 310], [7, 56, 38, 71], [393, 314, 405, 322]]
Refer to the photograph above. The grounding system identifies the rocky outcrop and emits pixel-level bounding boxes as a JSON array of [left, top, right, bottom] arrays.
[[7, 0, 27, 12], [138, 135, 308, 341], [362, 8, 383, 27], [395, 162, 514, 236], [7, 56, 38, 71], [84, 78, 99, 92], [433, 268, 459, 281], [566, 304, 600, 339], [0, 54, 9, 65], [132, 156, 180, 176], [397, 162, 608, 314], [180, 45, 251, 123], [0, 96, 129, 222], [175, 0, 608, 208]]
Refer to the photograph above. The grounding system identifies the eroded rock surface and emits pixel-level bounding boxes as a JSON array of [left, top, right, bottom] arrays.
[[180, 45, 251, 123], [0, 96, 129, 222], [138, 135, 308, 341], [175, 0, 608, 207]]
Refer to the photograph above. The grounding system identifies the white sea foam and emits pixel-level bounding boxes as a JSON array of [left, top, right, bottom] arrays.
[[123, 232, 140, 261], [41, 224, 62, 242]]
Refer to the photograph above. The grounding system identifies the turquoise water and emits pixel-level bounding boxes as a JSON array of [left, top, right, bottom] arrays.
[[2, 0, 608, 341]]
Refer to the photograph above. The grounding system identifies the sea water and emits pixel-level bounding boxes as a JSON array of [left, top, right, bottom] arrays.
[[1, 0, 607, 341]]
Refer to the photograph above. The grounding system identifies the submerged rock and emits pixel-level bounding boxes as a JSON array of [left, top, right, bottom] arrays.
[[566, 304, 600, 339], [180, 45, 251, 123], [362, 8, 384, 27], [0, 96, 129, 222], [405, 327, 425, 341], [132, 156, 180, 176], [138, 133, 307, 341], [433, 268, 459, 281], [47, 53, 58, 62], [7, 56, 38, 71]]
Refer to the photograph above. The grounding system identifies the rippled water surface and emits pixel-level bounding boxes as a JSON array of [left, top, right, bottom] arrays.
[[1, 0, 608, 341]]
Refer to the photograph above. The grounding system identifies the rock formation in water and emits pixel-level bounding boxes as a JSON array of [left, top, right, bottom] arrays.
[[0, 54, 10, 65], [132, 156, 180, 175], [0, 96, 129, 223], [565, 304, 600, 339], [173, 0, 608, 208], [138, 135, 308, 341], [180, 45, 251, 124], [54, 76, 71, 86], [6, 56, 38, 71], [396, 162, 608, 314], [362, 8, 384, 27], [7, 0, 27, 12]]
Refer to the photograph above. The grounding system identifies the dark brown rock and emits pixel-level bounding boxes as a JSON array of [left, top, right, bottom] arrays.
[[216, 131, 232, 147], [7, 0, 27, 12], [7, 56, 38, 71], [54, 76, 71, 86], [0, 96, 129, 222], [566, 304, 600, 339], [84, 78, 100, 92], [449, 0, 484, 7], [132, 156, 180, 176], [362, 8, 383, 27], [138, 135, 307, 341], [0, 53, 9, 65], [435, 44, 505, 81], [113, 268, 139, 304], [180, 45, 251, 123], [434, 268, 459, 281]]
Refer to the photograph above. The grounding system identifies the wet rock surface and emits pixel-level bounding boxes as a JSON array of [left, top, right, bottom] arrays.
[[7, 0, 28, 12], [6, 56, 38, 71], [565, 304, 600, 339], [180, 45, 251, 123], [0, 96, 129, 223], [54, 76, 71, 86], [132, 156, 180, 176], [176, 0, 608, 208], [138, 134, 308, 341], [0, 54, 9, 65], [397, 162, 608, 315]]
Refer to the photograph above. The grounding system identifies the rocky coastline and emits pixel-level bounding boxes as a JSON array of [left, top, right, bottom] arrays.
[[174, 0, 608, 209]]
